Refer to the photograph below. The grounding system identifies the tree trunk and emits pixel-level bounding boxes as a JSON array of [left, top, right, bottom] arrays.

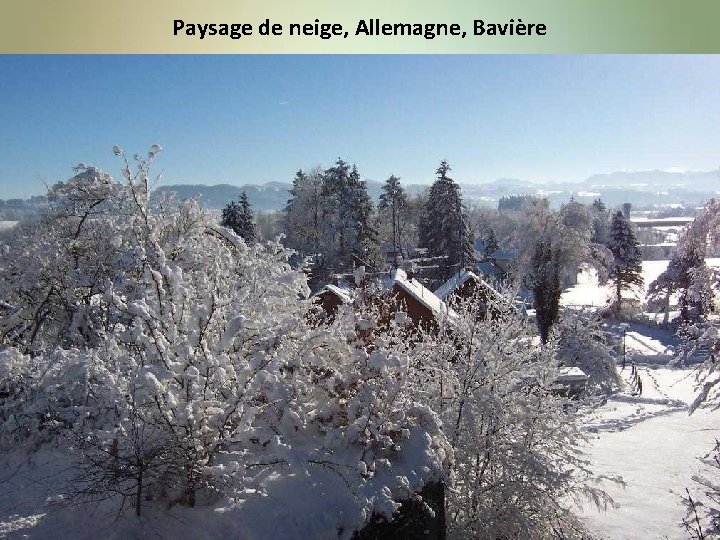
[[662, 289, 671, 324], [135, 465, 143, 517]]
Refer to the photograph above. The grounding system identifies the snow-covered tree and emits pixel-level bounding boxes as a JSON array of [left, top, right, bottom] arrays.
[[588, 199, 613, 284], [557, 310, 623, 393], [608, 210, 643, 313], [220, 191, 256, 242], [320, 159, 380, 272], [412, 291, 610, 537], [482, 227, 499, 259], [282, 168, 328, 285], [418, 160, 474, 283], [0, 163, 141, 351], [648, 200, 720, 323], [283, 160, 380, 283], [590, 199, 610, 245], [676, 321, 720, 538], [515, 200, 594, 343], [378, 174, 409, 260], [674, 322, 720, 412], [0, 150, 447, 531], [683, 438, 720, 538]]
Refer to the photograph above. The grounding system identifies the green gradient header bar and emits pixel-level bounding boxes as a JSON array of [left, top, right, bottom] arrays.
[[1, 0, 718, 53]]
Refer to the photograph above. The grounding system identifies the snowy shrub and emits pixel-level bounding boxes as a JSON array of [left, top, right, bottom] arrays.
[[675, 323, 720, 412], [674, 202, 720, 539], [0, 150, 449, 533], [412, 295, 610, 538], [683, 439, 720, 539], [557, 310, 623, 394], [0, 150, 615, 536]]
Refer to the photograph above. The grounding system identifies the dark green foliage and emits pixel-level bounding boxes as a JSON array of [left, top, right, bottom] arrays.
[[531, 239, 562, 344], [419, 160, 474, 282], [221, 192, 256, 242], [379, 174, 408, 259], [322, 160, 379, 271], [608, 210, 643, 310]]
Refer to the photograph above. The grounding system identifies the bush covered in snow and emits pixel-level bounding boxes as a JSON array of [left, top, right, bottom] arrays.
[[411, 294, 611, 538], [557, 310, 623, 394], [0, 151, 449, 536]]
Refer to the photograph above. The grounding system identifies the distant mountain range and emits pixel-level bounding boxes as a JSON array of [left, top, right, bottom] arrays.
[[583, 170, 719, 191], [152, 182, 292, 211], [148, 169, 719, 212]]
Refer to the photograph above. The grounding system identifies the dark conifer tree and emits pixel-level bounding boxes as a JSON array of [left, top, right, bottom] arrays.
[[379, 174, 408, 259], [531, 239, 562, 344], [321, 159, 379, 271], [221, 192, 257, 243], [418, 160, 474, 282], [483, 228, 499, 259], [608, 210, 643, 310], [590, 199, 610, 245]]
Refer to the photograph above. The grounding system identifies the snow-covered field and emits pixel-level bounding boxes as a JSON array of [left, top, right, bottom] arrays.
[[560, 258, 720, 538], [561, 258, 720, 310], [580, 365, 720, 539]]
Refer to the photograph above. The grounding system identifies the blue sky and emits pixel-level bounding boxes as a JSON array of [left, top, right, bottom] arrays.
[[1, 55, 719, 198]]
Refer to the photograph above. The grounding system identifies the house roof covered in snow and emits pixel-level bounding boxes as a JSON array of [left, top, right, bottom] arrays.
[[434, 270, 474, 301], [317, 284, 354, 304], [433, 269, 504, 302], [556, 366, 589, 382], [387, 269, 458, 322], [475, 260, 505, 278]]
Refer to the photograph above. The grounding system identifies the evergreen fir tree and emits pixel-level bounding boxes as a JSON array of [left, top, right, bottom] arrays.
[[531, 239, 562, 344], [418, 160, 474, 282], [483, 228, 499, 258], [591, 199, 610, 245], [283, 169, 322, 253], [608, 210, 643, 311], [348, 164, 379, 266], [281, 169, 329, 288], [321, 159, 379, 272], [221, 192, 257, 242], [378, 174, 408, 259]]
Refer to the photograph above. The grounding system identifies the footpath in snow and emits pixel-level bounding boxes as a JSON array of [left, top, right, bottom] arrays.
[[580, 360, 720, 539]]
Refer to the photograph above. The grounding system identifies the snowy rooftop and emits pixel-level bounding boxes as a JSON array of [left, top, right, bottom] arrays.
[[434, 269, 504, 302], [319, 284, 354, 304], [389, 269, 458, 322], [0, 221, 18, 231], [556, 366, 589, 382], [475, 261, 504, 277], [631, 216, 695, 224]]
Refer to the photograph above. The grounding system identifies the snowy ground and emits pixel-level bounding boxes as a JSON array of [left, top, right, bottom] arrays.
[[579, 363, 720, 539], [560, 259, 720, 311], [562, 259, 720, 537]]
